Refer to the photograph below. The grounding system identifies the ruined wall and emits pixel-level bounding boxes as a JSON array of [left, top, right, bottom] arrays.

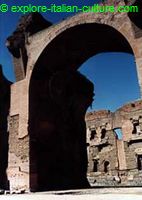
[[7, 115, 29, 192], [86, 100, 142, 186], [86, 111, 119, 186], [116, 101, 142, 185]]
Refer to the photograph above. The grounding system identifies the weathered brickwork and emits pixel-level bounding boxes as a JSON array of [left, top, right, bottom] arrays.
[[86, 100, 142, 186], [7, 115, 29, 192]]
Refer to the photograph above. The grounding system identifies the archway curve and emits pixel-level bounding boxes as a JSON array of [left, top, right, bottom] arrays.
[[31, 22, 134, 77], [28, 21, 137, 192], [27, 10, 138, 80]]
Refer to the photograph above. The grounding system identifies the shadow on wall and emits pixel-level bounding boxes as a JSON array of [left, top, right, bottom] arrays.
[[0, 65, 11, 190], [28, 20, 135, 191], [29, 69, 94, 191], [126, 0, 142, 32]]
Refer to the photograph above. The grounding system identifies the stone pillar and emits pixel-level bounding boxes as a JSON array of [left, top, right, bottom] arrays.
[[7, 80, 29, 192]]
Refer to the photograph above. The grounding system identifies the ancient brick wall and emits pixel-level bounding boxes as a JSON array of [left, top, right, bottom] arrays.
[[86, 111, 118, 186], [86, 100, 142, 186], [8, 115, 29, 192]]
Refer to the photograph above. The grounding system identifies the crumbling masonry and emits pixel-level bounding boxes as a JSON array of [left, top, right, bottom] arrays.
[[86, 101, 142, 186], [1, 0, 142, 192]]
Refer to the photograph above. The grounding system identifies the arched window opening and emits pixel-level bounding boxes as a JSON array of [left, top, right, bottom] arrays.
[[90, 129, 97, 140], [132, 120, 139, 134], [132, 125, 137, 134], [101, 128, 106, 139], [137, 155, 142, 171], [98, 146, 102, 152], [114, 128, 123, 140], [93, 160, 99, 172], [104, 161, 110, 173]]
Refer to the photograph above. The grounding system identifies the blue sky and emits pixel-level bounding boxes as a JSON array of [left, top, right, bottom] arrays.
[[0, 0, 141, 112], [79, 53, 140, 112]]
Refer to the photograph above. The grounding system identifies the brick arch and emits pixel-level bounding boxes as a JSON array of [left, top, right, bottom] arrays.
[[28, 12, 140, 191], [28, 12, 134, 71], [27, 10, 142, 93]]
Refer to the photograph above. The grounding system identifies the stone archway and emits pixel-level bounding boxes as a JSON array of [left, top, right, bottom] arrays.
[[26, 10, 142, 94], [29, 22, 135, 191], [7, 1, 142, 192]]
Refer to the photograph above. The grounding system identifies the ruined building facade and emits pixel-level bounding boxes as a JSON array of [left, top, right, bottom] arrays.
[[86, 101, 142, 186], [0, 0, 142, 193]]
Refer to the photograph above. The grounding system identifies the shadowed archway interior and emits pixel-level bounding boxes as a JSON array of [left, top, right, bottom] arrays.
[[29, 23, 134, 191]]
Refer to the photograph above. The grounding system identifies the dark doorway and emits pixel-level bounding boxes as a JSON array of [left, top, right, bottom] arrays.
[[104, 161, 110, 173], [90, 130, 97, 140], [101, 129, 106, 139], [93, 160, 98, 172], [132, 121, 139, 134], [137, 155, 142, 170]]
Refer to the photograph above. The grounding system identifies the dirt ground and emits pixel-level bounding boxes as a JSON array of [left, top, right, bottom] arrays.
[[0, 187, 142, 200]]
